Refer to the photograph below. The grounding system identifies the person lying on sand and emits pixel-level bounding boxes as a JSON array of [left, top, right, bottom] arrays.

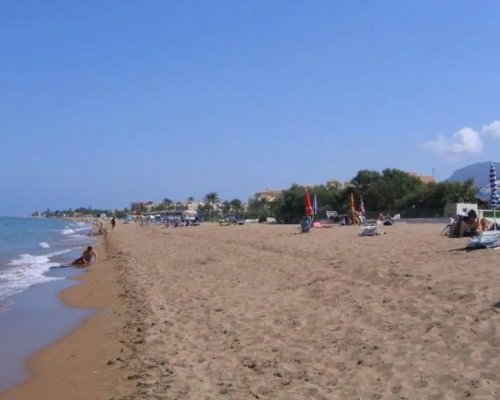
[[72, 246, 98, 266], [449, 210, 479, 237]]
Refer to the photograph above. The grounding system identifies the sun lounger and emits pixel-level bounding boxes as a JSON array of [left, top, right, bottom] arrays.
[[359, 226, 380, 236], [466, 231, 500, 249], [301, 217, 313, 233]]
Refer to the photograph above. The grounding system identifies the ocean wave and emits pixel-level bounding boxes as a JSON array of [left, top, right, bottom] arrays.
[[62, 234, 89, 242], [7, 253, 60, 268], [61, 224, 91, 241], [74, 221, 89, 227], [1, 253, 64, 304], [39, 242, 50, 249], [74, 227, 90, 232], [47, 249, 73, 258]]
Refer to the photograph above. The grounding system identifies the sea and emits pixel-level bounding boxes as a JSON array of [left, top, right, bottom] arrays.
[[0, 216, 95, 393]]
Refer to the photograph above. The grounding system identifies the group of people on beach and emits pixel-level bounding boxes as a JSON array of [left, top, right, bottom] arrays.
[[377, 213, 394, 226], [86, 217, 116, 237], [447, 209, 495, 237]]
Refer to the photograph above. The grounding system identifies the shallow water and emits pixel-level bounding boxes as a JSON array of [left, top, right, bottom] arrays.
[[0, 217, 96, 393], [0, 266, 93, 393]]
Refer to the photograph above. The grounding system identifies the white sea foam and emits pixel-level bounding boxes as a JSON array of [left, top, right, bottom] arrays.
[[74, 227, 90, 232], [62, 234, 89, 242], [61, 224, 92, 241], [39, 242, 50, 249], [47, 249, 73, 257], [0, 253, 65, 304]]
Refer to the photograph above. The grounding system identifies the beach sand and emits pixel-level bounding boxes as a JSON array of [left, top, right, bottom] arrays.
[[3, 222, 500, 399]]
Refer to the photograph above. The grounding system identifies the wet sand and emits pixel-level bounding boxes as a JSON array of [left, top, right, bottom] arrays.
[[3, 222, 500, 399]]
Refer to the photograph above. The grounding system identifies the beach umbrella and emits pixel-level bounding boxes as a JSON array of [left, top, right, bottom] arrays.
[[313, 194, 318, 215], [489, 163, 499, 229], [304, 190, 313, 217], [360, 196, 366, 215], [349, 193, 356, 216]]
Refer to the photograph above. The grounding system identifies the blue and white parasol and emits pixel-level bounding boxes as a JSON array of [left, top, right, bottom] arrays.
[[489, 163, 499, 229]]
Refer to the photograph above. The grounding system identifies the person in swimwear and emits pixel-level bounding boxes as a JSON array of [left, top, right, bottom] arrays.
[[72, 246, 98, 266]]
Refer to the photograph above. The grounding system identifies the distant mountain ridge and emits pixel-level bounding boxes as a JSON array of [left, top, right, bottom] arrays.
[[448, 162, 500, 187]]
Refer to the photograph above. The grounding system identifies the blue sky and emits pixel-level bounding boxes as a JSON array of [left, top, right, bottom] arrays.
[[1, 0, 500, 215]]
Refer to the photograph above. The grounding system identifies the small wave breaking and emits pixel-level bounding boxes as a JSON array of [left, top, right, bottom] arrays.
[[0, 252, 67, 306]]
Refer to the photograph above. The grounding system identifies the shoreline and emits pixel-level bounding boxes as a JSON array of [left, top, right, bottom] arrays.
[[1, 237, 135, 400], [0, 266, 90, 393]]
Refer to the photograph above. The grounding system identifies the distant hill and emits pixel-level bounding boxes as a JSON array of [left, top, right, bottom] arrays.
[[448, 162, 500, 187]]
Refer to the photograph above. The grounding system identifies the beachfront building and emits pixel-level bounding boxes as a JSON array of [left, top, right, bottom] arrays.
[[409, 172, 436, 184], [255, 189, 282, 202], [130, 201, 154, 214], [185, 200, 202, 212], [326, 179, 343, 189]]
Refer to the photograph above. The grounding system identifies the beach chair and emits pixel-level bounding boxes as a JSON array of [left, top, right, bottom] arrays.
[[466, 231, 500, 249], [300, 217, 313, 233], [359, 226, 379, 236], [441, 217, 456, 235]]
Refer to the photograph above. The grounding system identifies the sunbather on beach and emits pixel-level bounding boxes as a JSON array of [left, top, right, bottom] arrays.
[[72, 246, 98, 266], [449, 210, 479, 237], [480, 218, 491, 232]]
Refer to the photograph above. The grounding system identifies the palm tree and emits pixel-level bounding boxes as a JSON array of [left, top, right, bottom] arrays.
[[222, 201, 231, 216], [204, 192, 220, 220], [163, 198, 173, 211], [230, 198, 244, 217]]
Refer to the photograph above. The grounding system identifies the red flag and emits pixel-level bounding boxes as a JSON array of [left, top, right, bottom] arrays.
[[304, 190, 313, 216]]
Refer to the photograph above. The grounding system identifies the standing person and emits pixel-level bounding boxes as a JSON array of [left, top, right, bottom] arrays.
[[111, 217, 116, 230], [71, 246, 98, 266]]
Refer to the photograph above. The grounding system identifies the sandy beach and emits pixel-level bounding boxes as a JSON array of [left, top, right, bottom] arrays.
[[3, 222, 500, 399]]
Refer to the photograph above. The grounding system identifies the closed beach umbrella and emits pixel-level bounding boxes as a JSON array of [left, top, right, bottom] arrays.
[[360, 196, 366, 215], [304, 190, 313, 217], [489, 163, 499, 229], [349, 193, 356, 216]]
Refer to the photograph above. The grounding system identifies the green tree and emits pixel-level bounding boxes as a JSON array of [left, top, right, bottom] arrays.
[[162, 198, 173, 211], [272, 185, 305, 223], [221, 201, 231, 215], [203, 192, 220, 220], [247, 197, 273, 221], [230, 198, 244, 216]]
